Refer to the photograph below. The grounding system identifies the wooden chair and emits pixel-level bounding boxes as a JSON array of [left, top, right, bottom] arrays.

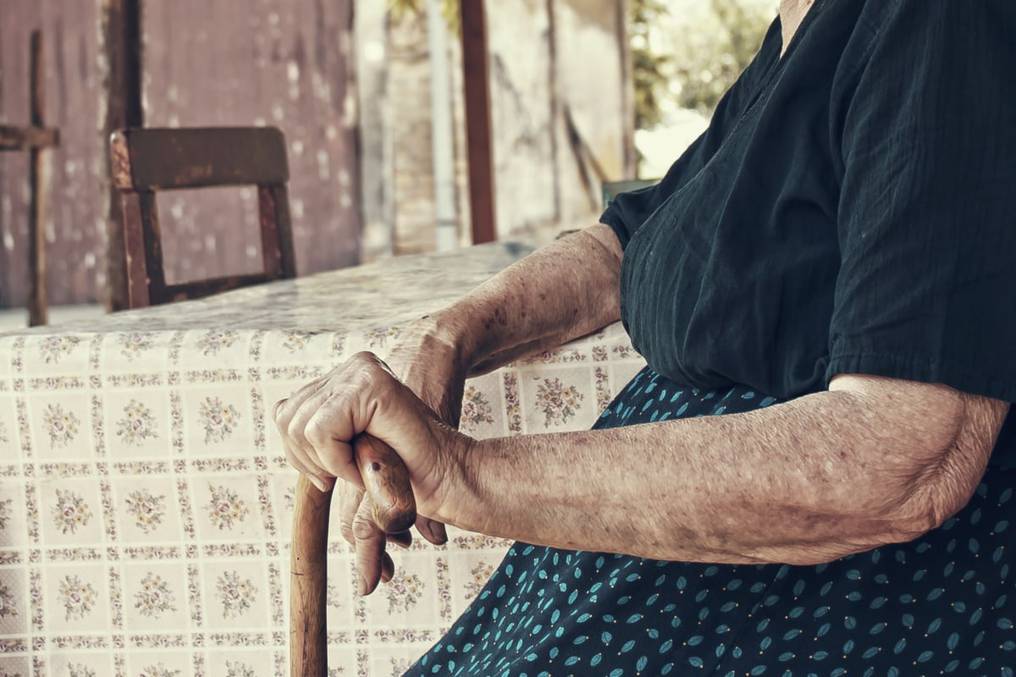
[[109, 126, 417, 675], [602, 178, 657, 208], [0, 30, 59, 326], [554, 178, 659, 242], [109, 126, 296, 308]]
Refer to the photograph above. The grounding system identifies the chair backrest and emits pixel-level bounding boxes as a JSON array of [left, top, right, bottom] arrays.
[[110, 126, 296, 308], [601, 178, 658, 209]]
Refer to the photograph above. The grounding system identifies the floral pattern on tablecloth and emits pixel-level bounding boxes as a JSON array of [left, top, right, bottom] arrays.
[[58, 575, 97, 621], [51, 489, 93, 535], [133, 572, 178, 618], [124, 489, 167, 534], [0, 242, 646, 676], [116, 400, 159, 447]]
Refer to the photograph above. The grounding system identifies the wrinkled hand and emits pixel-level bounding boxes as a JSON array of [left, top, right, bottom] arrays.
[[274, 317, 470, 594]]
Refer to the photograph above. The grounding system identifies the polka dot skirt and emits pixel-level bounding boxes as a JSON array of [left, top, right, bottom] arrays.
[[406, 367, 1015, 676]]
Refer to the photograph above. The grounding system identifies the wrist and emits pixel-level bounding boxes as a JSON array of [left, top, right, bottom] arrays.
[[429, 431, 491, 530], [424, 303, 485, 372]]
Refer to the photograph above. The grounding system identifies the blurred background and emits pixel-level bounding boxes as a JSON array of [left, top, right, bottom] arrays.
[[0, 0, 773, 327]]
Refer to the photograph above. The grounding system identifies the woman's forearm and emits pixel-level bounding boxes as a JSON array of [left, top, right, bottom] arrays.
[[438, 378, 1001, 566], [430, 224, 622, 374]]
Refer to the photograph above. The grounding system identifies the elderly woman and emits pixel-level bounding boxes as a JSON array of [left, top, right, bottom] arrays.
[[276, 0, 1016, 673]]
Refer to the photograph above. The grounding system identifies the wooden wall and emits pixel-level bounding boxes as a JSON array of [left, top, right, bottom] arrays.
[[0, 1, 105, 306], [0, 0, 361, 307], [362, 0, 632, 257]]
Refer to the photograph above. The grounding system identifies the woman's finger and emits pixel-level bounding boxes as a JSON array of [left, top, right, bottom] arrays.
[[338, 485, 366, 547], [380, 552, 395, 583], [282, 439, 329, 492], [285, 387, 334, 473], [274, 378, 333, 485], [388, 529, 412, 549], [416, 516, 448, 546], [304, 396, 364, 489], [352, 497, 386, 596], [273, 376, 326, 432], [272, 397, 288, 421]]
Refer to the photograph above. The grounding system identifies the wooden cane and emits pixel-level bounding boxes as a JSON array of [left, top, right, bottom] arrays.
[[290, 434, 416, 676]]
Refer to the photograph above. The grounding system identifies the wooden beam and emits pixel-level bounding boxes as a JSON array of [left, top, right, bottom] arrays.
[[459, 0, 497, 244], [101, 0, 143, 311], [0, 125, 59, 151], [27, 31, 48, 327]]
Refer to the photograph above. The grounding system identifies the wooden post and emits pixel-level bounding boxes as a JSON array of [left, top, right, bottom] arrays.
[[27, 31, 48, 326], [101, 0, 143, 311], [458, 0, 497, 244], [544, 0, 562, 224], [616, 0, 637, 178], [0, 32, 59, 325]]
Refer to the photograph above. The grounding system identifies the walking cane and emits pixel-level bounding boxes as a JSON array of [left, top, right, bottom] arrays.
[[290, 434, 417, 676]]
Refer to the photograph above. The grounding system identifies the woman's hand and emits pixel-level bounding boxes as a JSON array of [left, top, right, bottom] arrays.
[[353, 316, 470, 543], [274, 316, 472, 592]]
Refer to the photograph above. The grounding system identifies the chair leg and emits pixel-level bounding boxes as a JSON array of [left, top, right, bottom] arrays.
[[27, 145, 47, 327], [120, 191, 166, 309]]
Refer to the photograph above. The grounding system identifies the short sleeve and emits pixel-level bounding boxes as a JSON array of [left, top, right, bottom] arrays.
[[827, 0, 1016, 403], [598, 133, 708, 251]]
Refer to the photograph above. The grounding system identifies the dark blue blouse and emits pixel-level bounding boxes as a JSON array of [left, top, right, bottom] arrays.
[[600, 0, 1016, 468]]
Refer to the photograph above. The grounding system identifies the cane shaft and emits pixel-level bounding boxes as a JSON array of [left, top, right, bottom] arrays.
[[290, 474, 331, 677], [290, 434, 416, 675]]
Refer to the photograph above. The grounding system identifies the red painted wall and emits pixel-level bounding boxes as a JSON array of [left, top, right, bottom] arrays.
[[0, 0, 361, 306]]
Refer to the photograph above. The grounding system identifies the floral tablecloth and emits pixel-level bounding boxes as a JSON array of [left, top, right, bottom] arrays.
[[0, 242, 646, 677]]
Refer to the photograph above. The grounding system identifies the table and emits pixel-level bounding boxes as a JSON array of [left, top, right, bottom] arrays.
[[0, 242, 646, 676]]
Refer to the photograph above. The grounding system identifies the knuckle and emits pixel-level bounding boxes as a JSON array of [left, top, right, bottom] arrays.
[[339, 520, 355, 544], [350, 351, 377, 369], [274, 412, 290, 436], [357, 369, 379, 390], [351, 514, 377, 541], [353, 352, 387, 378], [303, 415, 326, 445], [286, 419, 305, 441], [339, 516, 355, 543]]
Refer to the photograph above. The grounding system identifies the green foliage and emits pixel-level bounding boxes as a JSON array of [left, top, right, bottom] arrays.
[[630, 0, 671, 130], [388, 0, 770, 131], [388, 0, 460, 33], [631, 0, 773, 124], [671, 0, 772, 116]]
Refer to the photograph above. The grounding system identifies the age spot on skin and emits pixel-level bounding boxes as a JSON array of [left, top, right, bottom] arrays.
[[494, 307, 509, 326]]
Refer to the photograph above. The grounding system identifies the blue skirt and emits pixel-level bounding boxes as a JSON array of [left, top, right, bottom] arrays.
[[407, 367, 1015, 676]]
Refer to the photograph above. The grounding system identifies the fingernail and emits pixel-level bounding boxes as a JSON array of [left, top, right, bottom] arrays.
[[357, 575, 368, 596], [429, 524, 445, 544], [417, 521, 432, 541], [428, 522, 447, 544], [312, 477, 326, 492]]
